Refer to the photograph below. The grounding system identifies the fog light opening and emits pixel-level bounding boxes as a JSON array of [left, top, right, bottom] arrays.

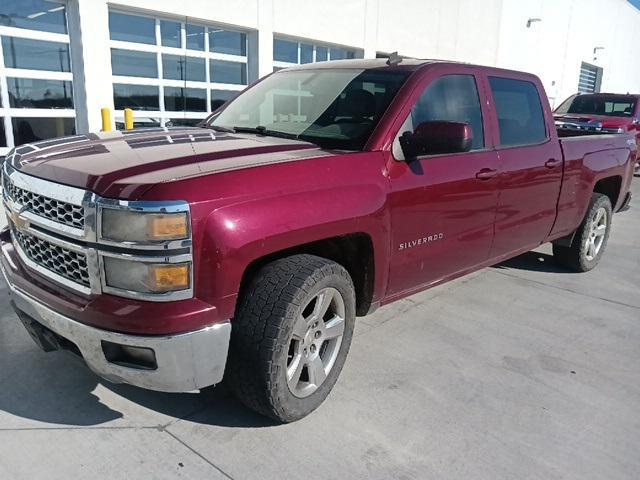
[[101, 341, 158, 370]]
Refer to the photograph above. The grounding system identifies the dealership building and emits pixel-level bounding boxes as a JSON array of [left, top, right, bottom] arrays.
[[0, 0, 639, 156]]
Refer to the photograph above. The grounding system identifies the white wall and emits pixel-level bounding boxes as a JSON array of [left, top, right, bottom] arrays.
[[68, 0, 640, 130], [495, 0, 640, 107]]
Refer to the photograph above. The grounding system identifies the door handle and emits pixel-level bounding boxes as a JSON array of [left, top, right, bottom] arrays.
[[475, 168, 498, 180], [545, 158, 562, 168]]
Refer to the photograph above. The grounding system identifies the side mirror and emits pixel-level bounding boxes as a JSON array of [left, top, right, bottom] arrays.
[[400, 121, 473, 159]]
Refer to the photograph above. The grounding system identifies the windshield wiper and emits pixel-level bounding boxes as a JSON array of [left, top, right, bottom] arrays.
[[233, 126, 301, 141]]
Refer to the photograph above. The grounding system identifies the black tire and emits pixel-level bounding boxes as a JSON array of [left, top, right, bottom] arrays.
[[227, 254, 356, 423], [552, 193, 612, 272]]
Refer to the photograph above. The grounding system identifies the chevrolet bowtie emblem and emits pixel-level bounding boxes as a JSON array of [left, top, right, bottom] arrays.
[[9, 207, 29, 231]]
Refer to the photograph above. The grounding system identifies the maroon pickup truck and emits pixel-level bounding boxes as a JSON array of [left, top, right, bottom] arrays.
[[1, 59, 636, 422], [554, 92, 640, 174]]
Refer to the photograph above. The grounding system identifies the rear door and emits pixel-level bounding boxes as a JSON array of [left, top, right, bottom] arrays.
[[484, 75, 563, 258], [386, 66, 500, 297]]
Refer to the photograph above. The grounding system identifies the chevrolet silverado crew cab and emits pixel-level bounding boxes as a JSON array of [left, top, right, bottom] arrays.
[[1, 59, 635, 422]]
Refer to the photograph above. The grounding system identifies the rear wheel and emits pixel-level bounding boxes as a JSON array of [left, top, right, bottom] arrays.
[[227, 254, 355, 423], [553, 193, 612, 272]]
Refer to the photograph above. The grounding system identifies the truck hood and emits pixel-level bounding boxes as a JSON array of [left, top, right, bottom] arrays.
[[7, 127, 332, 199], [554, 113, 634, 130]]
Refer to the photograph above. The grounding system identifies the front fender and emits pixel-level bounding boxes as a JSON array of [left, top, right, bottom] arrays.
[[195, 181, 390, 319]]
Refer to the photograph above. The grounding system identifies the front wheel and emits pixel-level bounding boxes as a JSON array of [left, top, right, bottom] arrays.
[[227, 254, 356, 423], [553, 193, 612, 272]]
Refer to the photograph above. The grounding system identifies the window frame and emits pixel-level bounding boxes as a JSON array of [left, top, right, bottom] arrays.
[[486, 75, 550, 150], [108, 9, 249, 127], [0, 0, 74, 155]]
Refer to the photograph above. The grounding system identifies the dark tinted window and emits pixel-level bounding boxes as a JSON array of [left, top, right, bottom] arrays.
[[113, 84, 159, 110], [164, 87, 207, 111], [210, 60, 246, 85], [210, 29, 246, 56], [489, 77, 547, 146], [162, 55, 206, 81], [12, 117, 75, 146], [186, 24, 205, 51], [160, 20, 181, 47], [316, 46, 328, 62], [330, 48, 347, 60], [0, 120, 6, 147], [412, 74, 484, 149], [109, 12, 155, 44], [7, 78, 73, 108], [111, 49, 157, 78], [2, 37, 70, 72], [274, 39, 297, 63], [211, 89, 238, 111], [300, 44, 313, 64], [555, 94, 637, 117], [0, 0, 67, 34]]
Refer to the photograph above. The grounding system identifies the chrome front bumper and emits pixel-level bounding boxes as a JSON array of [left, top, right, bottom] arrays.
[[1, 262, 231, 393]]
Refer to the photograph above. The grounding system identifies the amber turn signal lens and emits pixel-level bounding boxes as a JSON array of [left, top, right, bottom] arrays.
[[150, 215, 188, 239], [151, 264, 190, 291]]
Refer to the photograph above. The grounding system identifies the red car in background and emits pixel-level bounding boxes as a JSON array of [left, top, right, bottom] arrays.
[[554, 93, 640, 174]]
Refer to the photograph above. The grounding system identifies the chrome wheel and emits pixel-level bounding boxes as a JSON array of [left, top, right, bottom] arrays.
[[585, 206, 608, 261], [286, 287, 346, 398]]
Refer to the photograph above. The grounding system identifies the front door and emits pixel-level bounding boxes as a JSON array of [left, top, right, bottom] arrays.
[[386, 70, 500, 297]]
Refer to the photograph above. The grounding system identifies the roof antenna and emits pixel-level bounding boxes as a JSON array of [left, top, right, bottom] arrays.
[[386, 52, 402, 66]]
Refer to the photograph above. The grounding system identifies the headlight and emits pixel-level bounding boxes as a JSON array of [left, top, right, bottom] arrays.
[[101, 209, 189, 243], [103, 257, 191, 293]]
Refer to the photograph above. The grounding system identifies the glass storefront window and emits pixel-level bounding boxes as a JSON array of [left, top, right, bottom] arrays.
[[0, 121, 6, 148], [186, 24, 205, 51], [111, 49, 158, 78], [160, 20, 181, 48], [7, 78, 73, 109], [210, 60, 246, 85], [164, 87, 207, 112], [108, 9, 248, 128], [2, 37, 70, 72], [209, 29, 246, 56], [109, 11, 155, 45], [11, 117, 75, 145], [211, 90, 238, 111], [274, 39, 298, 63], [113, 84, 159, 111], [162, 54, 206, 82], [0, 0, 67, 34]]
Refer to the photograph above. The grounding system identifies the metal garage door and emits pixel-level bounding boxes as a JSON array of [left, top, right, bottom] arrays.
[[578, 62, 603, 93]]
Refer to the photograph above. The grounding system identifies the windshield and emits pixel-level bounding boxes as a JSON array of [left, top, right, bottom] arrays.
[[206, 68, 410, 150], [555, 94, 637, 117]]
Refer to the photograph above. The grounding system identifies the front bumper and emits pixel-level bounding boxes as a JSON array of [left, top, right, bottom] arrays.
[[1, 261, 231, 393]]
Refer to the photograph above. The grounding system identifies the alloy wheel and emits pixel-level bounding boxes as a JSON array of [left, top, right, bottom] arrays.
[[286, 287, 346, 398], [585, 206, 608, 261]]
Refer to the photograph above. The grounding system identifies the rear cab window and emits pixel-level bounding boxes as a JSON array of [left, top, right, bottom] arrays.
[[489, 77, 547, 147]]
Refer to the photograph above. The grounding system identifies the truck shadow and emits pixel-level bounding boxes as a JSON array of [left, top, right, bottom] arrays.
[[493, 251, 575, 274], [0, 287, 276, 429]]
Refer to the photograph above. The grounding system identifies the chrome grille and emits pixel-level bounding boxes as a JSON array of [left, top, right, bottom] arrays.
[[12, 229, 91, 287], [3, 174, 85, 229]]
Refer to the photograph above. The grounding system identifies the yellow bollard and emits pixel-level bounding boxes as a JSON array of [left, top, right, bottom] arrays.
[[124, 108, 134, 130], [101, 108, 112, 132]]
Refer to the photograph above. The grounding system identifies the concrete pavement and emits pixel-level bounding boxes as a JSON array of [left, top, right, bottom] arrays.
[[0, 181, 638, 480]]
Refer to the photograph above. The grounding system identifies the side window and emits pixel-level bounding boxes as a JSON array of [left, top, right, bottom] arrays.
[[489, 77, 547, 147], [411, 74, 485, 150]]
